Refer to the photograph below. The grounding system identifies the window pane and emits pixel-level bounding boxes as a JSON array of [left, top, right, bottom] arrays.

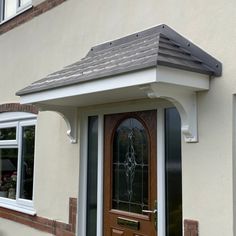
[[0, 127, 16, 141], [4, 0, 17, 19], [112, 118, 149, 214], [165, 108, 182, 236], [86, 116, 98, 236], [20, 126, 35, 200], [0, 148, 18, 199]]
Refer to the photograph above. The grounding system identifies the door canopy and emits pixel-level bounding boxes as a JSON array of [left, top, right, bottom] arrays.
[[16, 24, 222, 143]]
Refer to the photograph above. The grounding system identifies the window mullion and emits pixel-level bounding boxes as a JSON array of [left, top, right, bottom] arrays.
[[16, 0, 20, 12], [0, 0, 4, 23], [16, 122, 22, 202]]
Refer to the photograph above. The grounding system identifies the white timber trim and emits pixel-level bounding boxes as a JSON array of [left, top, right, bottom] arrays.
[[140, 83, 198, 143], [19, 66, 210, 143], [36, 104, 78, 144], [77, 114, 88, 236], [156, 66, 209, 91], [19, 68, 157, 104]]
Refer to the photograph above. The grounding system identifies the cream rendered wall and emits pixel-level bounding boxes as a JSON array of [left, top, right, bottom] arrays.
[[0, 0, 235, 235], [0, 218, 52, 236], [33, 0, 45, 5], [34, 111, 79, 222]]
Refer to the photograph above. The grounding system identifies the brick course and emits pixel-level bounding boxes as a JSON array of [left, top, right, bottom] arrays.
[[0, 201, 198, 236], [0, 103, 38, 114], [0, 198, 77, 236], [0, 0, 67, 35], [184, 219, 199, 236]]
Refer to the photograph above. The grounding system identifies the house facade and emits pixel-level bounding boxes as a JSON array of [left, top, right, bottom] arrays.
[[0, 0, 234, 236]]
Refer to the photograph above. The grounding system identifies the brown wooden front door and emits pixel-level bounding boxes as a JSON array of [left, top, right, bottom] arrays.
[[104, 110, 157, 236]]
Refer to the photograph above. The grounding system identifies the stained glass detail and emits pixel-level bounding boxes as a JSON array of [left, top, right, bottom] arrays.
[[112, 118, 149, 214]]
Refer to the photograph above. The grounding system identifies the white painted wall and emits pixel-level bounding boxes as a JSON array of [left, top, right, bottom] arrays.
[[0, 0, 235, 235]]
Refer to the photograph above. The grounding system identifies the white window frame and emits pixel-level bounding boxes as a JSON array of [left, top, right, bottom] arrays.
[[0, 112, 36, 215], [0, 0, 32, 24], [0, 121, 18, 146]]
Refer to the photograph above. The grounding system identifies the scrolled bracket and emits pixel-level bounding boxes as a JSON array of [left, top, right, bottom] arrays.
[[140, 84, 198, 143], [37, 104, 78, 144]]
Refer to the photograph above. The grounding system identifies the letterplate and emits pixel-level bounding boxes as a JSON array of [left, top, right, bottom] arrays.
[[117, 217, 140, 230]]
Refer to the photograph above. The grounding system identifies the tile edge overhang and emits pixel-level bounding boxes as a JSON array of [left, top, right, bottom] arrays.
[[19, 67, 157, 105], [16, 24, 222, 99]]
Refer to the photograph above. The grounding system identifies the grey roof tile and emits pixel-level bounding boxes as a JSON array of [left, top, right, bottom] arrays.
[[16, 24, 222, 96]]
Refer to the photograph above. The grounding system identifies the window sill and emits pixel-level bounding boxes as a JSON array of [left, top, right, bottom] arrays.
[[0, 5, 33, 26], [0, 200, 36, 215]]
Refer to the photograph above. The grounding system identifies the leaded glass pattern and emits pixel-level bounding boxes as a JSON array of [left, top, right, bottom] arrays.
[[112, 118, 149, 214]]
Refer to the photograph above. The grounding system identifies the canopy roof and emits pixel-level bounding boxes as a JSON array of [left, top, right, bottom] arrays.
[[16, 24, 221, 96]]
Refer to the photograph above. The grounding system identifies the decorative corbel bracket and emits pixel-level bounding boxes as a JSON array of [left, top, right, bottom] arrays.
[[36, 104, 78, 144], [140, 84, 198, 143]]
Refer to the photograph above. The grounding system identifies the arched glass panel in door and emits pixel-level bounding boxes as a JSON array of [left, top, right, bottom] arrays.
[[112, 117, 149, 214]]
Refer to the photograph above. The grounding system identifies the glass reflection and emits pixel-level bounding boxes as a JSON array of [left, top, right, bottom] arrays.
[[0, 149, 18, 199], [20, 126, 35, 200], [86, 116, 98, 236], [0, 127, 16, 141], [165, 108, 182, 236]]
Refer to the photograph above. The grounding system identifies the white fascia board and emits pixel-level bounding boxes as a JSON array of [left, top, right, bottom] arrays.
[[156, 66, 210, 91], [20, 68, 156, 105]]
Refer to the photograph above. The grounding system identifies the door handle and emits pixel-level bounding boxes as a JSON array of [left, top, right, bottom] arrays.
[[142, 209, 157, 214], [142, 200, 157, 230]]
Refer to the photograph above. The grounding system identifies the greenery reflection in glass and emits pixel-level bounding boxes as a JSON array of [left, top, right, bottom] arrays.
[[0, 127, 16, 141], [0, 149, 18, 199]]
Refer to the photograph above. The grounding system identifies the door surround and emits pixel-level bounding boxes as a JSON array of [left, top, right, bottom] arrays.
[[77, 99, 170, 236]]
